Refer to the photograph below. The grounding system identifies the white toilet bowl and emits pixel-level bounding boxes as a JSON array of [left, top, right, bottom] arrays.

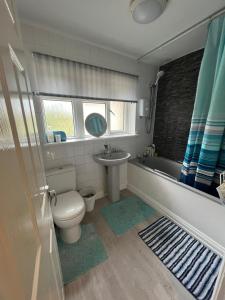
[[51, 190, 85, 243]]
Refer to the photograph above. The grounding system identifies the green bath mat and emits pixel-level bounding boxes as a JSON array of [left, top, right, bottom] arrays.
[[57, 224, 108, 284], [101, 196, 156, 235]]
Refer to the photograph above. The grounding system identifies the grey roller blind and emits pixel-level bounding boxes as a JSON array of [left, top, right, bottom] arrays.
[[33, 52, 138, 102]]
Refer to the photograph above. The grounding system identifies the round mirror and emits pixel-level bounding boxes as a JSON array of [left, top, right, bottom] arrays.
[[85, 113, 107, 137]]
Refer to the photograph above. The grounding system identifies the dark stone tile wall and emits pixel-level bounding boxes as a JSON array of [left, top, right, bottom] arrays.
[[153, 49, 204, 162]]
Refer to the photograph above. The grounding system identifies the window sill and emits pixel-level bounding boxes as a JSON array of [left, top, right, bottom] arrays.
[[43, 133, 139, 147]]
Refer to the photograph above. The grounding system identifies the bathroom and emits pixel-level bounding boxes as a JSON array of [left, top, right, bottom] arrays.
[[1, 0, 225, 300]]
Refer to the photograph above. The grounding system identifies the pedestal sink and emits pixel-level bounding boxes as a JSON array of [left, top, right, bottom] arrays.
[[94, 151, 131, 202]]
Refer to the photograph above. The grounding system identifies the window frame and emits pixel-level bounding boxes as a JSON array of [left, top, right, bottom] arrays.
[[42, 97, 76, 138], [41, 96, 135, 142], [108, 101, 126, 134]]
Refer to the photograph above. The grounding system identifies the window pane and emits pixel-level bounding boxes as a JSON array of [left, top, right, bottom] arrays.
[[110, 101, 124, 131], [83, 102, 106, 135], [43, 100, 74, 137]]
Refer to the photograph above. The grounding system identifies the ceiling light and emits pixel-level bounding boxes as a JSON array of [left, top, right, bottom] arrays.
[[130, 0, 167, 24]]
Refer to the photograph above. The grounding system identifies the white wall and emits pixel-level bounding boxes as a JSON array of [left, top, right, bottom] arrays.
[[21, 22, 157, 197]]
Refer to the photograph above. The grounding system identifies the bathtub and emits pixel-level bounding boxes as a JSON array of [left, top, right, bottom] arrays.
[[128, 157, 225, 252], [134, 156, 182, 181]]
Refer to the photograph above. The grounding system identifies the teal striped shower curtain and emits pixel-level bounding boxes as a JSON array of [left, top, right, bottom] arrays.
[[180, 15, 225, 196]]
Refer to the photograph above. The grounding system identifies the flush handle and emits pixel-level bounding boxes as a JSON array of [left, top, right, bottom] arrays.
[[48, 189, 57, 206]]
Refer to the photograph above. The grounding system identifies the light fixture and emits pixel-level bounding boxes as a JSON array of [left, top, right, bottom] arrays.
[[130, 0, 167, 24]]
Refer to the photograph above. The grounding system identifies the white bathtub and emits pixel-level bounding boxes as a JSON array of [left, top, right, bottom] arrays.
[[135, 156, 182, 180], [128, 158, 225, 253]]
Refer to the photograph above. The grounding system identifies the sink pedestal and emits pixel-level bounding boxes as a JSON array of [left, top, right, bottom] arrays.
[[93, 151, 131, 202], [107, 165, 120, 202]]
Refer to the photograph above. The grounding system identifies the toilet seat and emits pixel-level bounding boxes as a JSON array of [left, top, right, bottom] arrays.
[[51, 190, 85, 221]]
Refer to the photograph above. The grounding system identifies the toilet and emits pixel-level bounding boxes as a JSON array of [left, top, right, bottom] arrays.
[[46, 165, 85, 244]]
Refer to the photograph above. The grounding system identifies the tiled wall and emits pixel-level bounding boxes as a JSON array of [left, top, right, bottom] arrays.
[[43, 135, 147, 198], [21, 23, 157, 198], [154, 49, 204, 161]]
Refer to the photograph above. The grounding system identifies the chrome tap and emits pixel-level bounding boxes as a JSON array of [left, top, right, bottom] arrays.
[[104, 144, 111, 154]]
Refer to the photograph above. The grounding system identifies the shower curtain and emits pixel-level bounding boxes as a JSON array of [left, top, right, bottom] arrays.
[[180, 15, 225, 196]]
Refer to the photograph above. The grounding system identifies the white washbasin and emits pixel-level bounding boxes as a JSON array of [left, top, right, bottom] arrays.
[[94, 152, 131, 166]]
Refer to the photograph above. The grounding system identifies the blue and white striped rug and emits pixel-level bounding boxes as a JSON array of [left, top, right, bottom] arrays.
[[138, 217, 222, 300]]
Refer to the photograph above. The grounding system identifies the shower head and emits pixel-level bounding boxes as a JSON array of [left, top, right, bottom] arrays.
[[154, 70, 165, 85]]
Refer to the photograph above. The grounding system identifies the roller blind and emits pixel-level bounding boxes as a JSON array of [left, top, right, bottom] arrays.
[[33, 52, 138, 102]]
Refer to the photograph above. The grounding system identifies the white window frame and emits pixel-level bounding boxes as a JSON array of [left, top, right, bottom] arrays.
[[108, 101, 125, 135], [42, 97, 76, 138], [41, 97, 136, 142]]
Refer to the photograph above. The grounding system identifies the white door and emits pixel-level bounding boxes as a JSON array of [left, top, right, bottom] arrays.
[[0, 1, 64, 299]]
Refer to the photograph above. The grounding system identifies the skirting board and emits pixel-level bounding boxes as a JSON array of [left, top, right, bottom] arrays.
[[95, 183, 127, 200], [127, 183, 225, 300]]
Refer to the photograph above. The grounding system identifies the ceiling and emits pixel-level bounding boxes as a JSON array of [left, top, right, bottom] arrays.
[[16, 0, 225, 65]]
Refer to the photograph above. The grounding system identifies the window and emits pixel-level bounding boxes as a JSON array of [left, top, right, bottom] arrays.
[[43, 99, 75, 137], [110, 101, 124, 132], [35, 53, 138, 142], [42, 97, 136, 142]]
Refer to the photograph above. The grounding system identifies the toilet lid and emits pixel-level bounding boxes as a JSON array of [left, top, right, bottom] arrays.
[[52, 191, 85, 221]]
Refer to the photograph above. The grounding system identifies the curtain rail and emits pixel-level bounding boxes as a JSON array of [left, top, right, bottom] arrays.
[[137, 6, 225, 62], [32, 52, 139, 79], [33, 92, 137, 103]]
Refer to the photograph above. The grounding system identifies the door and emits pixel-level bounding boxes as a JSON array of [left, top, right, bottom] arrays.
[[0, 1, 64, 299]]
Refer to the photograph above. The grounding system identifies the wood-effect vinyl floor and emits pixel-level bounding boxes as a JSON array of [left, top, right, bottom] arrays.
[[65, 190, 194, 300]]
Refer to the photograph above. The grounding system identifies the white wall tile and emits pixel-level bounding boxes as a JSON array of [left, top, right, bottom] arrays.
[[43, 137, 139, 196]]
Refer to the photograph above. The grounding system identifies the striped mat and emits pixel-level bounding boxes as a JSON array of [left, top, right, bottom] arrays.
[[138, 217, 222, 300]]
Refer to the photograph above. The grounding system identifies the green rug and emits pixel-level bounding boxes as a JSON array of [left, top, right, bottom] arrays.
[[57, 224, 108, 284], [101, 196, 156, 235]]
